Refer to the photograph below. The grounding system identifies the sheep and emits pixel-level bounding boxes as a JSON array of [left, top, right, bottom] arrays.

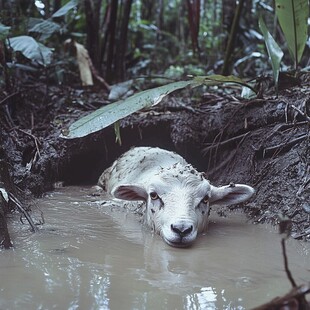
[[98, 147, 254, 247]]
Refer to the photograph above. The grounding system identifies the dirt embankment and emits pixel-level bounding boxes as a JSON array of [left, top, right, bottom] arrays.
[[0, 81, 309, 242]]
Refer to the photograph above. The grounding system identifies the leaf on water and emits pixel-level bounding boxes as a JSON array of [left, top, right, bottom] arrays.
[[259, 16, 284, 90], [275, 0, 308, 66], [7, 35, 53, 65], [60, 80, 199, 139]]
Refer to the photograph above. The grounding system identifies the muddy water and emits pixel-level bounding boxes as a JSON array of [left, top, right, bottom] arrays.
[[0, 187, 309, 310]]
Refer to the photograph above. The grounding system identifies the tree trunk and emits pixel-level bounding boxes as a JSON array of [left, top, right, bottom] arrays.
[[114, 0, 133, 82], [106, 0, 118, 82], [221, 0, 245, 75], [84, 0, 102, 70], [186, 0, 201, 57]]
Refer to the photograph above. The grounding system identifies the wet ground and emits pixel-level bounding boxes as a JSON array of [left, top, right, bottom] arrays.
[[1, 186, 309, 309], [1, 81, 309, 243]]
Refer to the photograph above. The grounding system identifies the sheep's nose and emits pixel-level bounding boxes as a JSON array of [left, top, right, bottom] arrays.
[[171, 223, 193, 237]]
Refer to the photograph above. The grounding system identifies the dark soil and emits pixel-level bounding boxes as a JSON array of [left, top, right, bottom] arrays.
[[0, 78, 309, 246]]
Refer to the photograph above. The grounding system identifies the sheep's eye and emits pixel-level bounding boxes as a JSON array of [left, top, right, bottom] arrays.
[[150, 192, 159, 200], [202, 195, 209, 204]]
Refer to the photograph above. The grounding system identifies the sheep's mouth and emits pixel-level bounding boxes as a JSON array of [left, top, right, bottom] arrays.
[[163, 237, 194, 248]]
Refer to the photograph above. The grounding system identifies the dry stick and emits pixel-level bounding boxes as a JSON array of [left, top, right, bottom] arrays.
[[281, 237, 297, 288], [291, 104, 310, 123], [206, 130, 225, 169], [203, 132, 249, 154], [0, 91, 21, 106], [251, 283, 310, 310], [9, 194, 38, 232], [261, 134, 307, 158], [253, 238, 309, 310], [281, 236, 310, 308], [18, 129, 41, 157], [207, 151, 236, 179]]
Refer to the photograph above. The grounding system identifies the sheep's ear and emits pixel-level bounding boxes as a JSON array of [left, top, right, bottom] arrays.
[[210, 184, 254, 206], [112, 184, 148, 201]]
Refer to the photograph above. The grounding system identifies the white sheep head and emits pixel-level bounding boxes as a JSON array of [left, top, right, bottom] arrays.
[[112, 163, 254, 247]]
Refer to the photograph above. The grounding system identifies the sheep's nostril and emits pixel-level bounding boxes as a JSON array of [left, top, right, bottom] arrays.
[[171, 224, 193, 237]]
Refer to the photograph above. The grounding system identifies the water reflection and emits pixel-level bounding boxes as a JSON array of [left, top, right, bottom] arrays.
[[0, 186, 309, 309]]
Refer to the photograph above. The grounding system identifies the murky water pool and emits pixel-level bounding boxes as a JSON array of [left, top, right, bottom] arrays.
[[0, 186, 309, 309]]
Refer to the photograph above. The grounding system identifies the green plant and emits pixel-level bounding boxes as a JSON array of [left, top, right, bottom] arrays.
[[60, 75, 255, 139], [259, 0, 308, 91], [0, 0, 78, 89]]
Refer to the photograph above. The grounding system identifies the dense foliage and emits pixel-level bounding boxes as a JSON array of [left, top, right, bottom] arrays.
[[1, 0, 308, 86], [0, 0, 309, 138]]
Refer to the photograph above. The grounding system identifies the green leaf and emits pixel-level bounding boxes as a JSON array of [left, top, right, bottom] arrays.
[[275, 0, 308, 67], [29, 20, 61, 40], [259, 16, 284, 91], [52, 0, 78, 18], [60, 80, 200, 139], [194, 75, 257, 93], [0, 23, 11, 41], [7, 35, 53, 65]]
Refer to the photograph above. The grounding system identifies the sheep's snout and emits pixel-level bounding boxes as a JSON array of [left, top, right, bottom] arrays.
[[170, 222, 193, 237], [162, 219, 198, 247]]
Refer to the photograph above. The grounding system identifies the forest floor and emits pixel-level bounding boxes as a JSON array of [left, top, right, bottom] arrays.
[[1, 75, 310, 243]]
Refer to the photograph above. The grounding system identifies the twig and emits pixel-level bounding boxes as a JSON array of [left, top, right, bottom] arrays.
[[281, 237, 297, 288], [251, 283, 310, 310], [207, 150, 236, 178], [252, 234, 310, 309], [17, 129, 41, 157], [0, 91, 21, 106], [256, 134, 307, 159], [291, 104, 310, 123], [9, 193, 38, 232], [202, 132, 249, 155]]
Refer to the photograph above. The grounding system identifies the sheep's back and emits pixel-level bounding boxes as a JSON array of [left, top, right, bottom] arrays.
[[98, 147, 187, 194]]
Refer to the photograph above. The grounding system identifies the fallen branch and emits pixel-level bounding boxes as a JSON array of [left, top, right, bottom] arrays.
[[253, 218, 310, 309], [18, 129, 41, 157], [252, 283, 310, 310], [202, 132, 249, 155], [281, 237, 297, 288], [290, 104, 310, 123], [255, 134, 307, 159], [9, 193, 38, 232]]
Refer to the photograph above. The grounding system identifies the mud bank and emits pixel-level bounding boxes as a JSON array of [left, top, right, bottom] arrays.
[[0, 82, 309, 241]]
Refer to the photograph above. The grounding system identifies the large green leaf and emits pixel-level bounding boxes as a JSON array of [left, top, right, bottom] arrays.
[[60, 75, 255, 140], [275, 0, 308, 66], [7, 35, 53, 65], [61, 80, 200, 139], [52, 0, 78, 18], [29, 20, 61, 40], [259, 16, 284, 91]]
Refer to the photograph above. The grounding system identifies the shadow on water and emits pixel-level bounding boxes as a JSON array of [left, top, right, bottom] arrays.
[[0, 186, 309, 309]]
